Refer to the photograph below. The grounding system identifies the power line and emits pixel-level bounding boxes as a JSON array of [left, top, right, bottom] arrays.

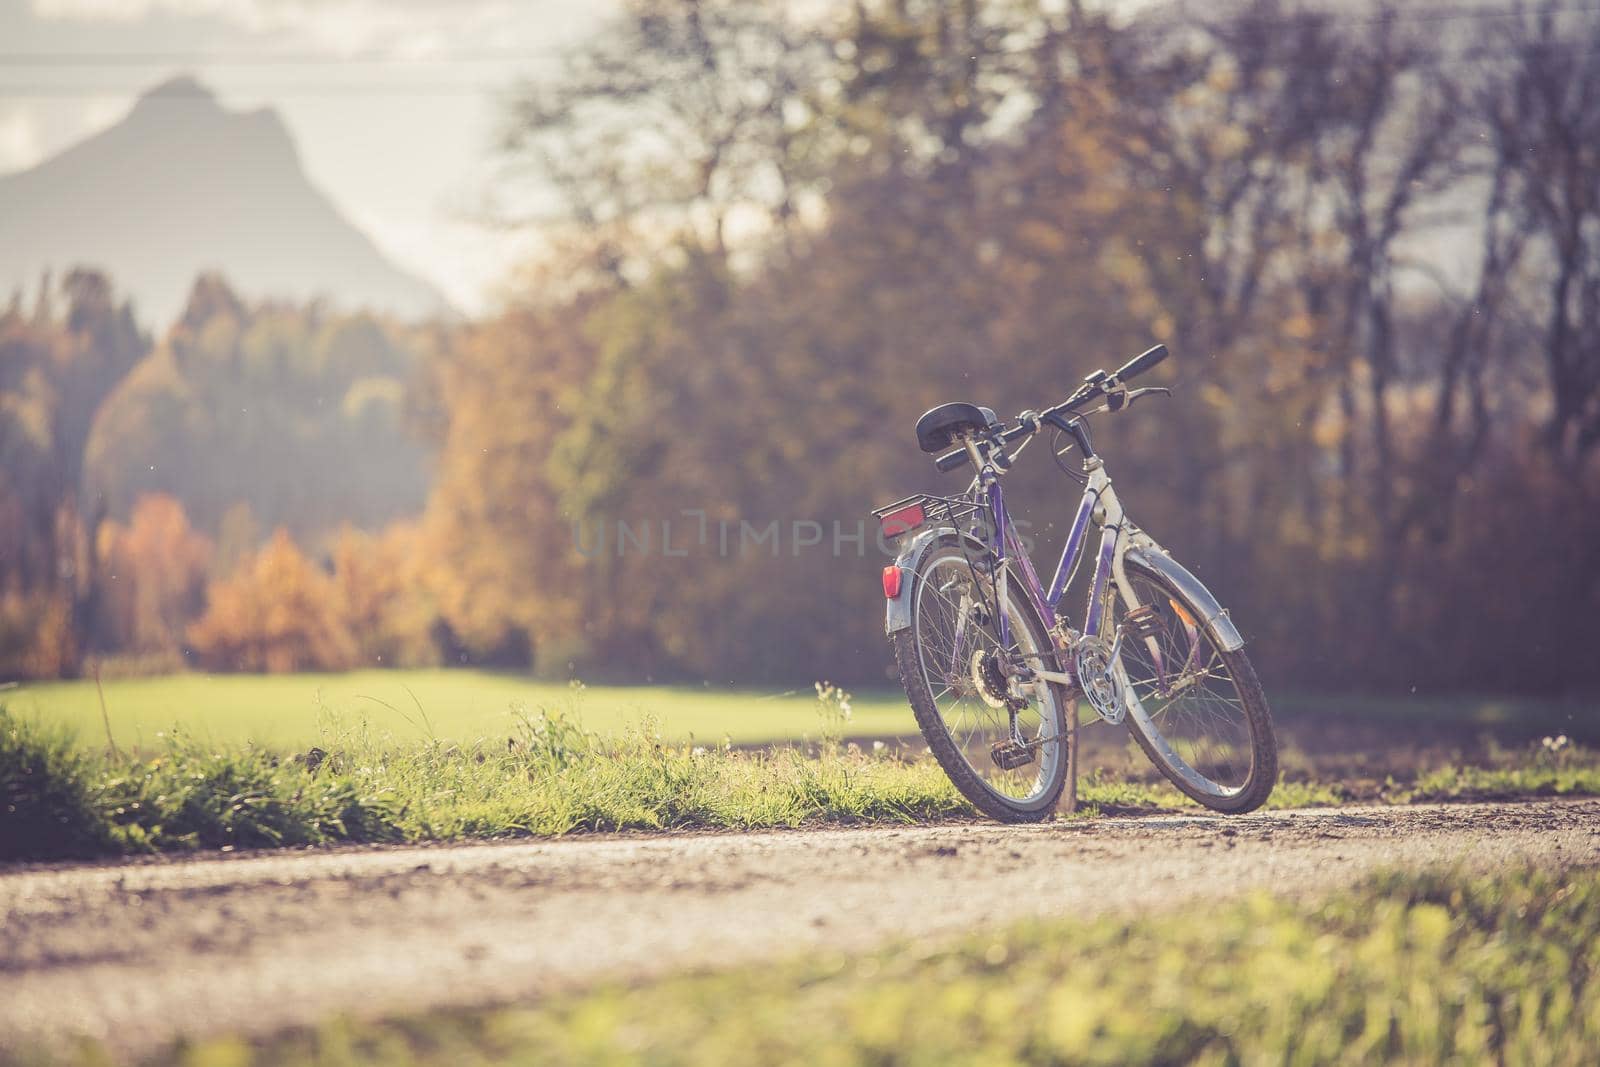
[[0, 2, 1596, 69], [5, 42, 1595, 100], [0, 51, 566, 67], [0, 84, 519, 99], [2, 3, 1596, 100]]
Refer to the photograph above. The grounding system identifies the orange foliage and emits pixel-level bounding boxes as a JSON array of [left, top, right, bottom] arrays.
[[330, 523, 439, 668], [0, 592, 76, 678], [187, 529, 356, 672], [96, 493, 212, 655]]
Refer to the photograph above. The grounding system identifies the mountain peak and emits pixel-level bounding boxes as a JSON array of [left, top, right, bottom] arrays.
[[0, 75, 451, 327], [137, 74, 219, 104], [126, 74, 230, 129]]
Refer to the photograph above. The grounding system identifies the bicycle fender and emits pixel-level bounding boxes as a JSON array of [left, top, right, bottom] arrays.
[[1123, 547, 1246, 653], [885, 527, 986, 635]]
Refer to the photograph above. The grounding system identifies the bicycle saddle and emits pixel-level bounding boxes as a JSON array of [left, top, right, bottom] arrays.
[[916, 402, 999, 454]]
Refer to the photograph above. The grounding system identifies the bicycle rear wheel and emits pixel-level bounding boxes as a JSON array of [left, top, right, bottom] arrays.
[[892, 536, 1070, 822], [1111, 558, 1276, 813]]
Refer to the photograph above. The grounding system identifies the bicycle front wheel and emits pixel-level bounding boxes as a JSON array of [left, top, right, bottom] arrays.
[[1111, 558, 1277, 813], [892, 536, 1070, 822]]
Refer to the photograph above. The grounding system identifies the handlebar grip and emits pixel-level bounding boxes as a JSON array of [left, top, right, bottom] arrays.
[[998, 423, 1032, 445], [935, 447, 968, 473], [1115, 344, 1169, 382]]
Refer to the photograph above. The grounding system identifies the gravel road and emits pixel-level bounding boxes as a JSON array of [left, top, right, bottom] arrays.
[[4, 799, 1598, 1059]]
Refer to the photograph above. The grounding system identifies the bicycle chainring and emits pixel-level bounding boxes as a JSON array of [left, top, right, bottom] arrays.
[[1072, 638, 1127, 725]]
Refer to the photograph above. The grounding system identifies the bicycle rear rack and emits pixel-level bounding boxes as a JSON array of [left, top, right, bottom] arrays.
[[872, 492, 988, 540]]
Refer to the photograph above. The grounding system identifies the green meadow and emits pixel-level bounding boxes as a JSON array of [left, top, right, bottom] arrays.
[[3, 670, 917, 751], [5, 670, 1593, 756]]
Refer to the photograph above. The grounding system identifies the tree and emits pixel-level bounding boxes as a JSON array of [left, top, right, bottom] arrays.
[[431, 0, 1600, 694], [187, 529, 356, 673], [85, 273, 435, 542], [500, 0, 833, 279], [417, 272, 597, 669], [95, 494, 212, 657], [0, 268, 146, 675], [330, 523, 439, 668], [1483, 4, 1600, 465]]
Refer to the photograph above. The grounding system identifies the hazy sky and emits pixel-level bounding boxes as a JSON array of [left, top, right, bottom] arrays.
[[0, 0, 1238, 316], [0, 0, 620, 313]]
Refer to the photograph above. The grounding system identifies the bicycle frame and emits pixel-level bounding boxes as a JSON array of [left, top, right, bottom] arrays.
[[979, 451, 1123, 656], [961, 435, 1247, 692], [881, 441, 1247, 666]]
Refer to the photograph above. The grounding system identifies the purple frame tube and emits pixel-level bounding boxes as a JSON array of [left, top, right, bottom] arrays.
[[985, 481, 1113, 648]]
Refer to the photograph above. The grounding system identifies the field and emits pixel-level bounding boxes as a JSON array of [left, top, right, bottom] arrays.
[[4, 670, 917, 750], [8, 669, 1594, 754]]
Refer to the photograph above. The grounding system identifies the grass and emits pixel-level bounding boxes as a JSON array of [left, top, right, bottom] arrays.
[[0, 693, 978, 860], [1407, 753, 1600, 802], [3, 670, 920, 750], [7, 695, 1600, 863], [26, 863, 1600, 1066], [1269, 737, 1600, 808], [9, 670, 1594, 754]]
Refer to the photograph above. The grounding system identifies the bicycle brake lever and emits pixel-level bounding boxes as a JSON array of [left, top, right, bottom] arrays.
[[1124, 386, 1173, 408]]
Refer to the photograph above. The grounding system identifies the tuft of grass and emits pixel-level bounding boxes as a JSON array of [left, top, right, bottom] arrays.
[[92, 729, 404, 852], [75, 863, 1600, 1066], [1264, 777, 1347, 808], [1402, 738, 1600, 802], [1, 709, 110, 860]]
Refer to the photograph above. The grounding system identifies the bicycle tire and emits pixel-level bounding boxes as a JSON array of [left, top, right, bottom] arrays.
[[1113, 557, 1277, 813], [892, 535, 1071, 822]]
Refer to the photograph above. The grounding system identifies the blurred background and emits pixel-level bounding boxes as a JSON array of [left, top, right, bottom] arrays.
[[1, 0, 1596, 712]]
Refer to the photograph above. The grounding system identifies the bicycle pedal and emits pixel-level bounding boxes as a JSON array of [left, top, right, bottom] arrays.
[[1125, 604, 1165, 641], [989, 739, 1035, 770]]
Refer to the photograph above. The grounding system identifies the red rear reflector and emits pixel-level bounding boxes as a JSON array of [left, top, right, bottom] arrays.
[[880, 503, 925, 538], [882, 565, 903, 598]]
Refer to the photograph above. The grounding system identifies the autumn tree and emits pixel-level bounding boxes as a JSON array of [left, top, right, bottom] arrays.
[[95, 493, 212, 658], [330, 522, 440, 668], [187, 529, 356, 673], [1482, 5, 1600, 466]]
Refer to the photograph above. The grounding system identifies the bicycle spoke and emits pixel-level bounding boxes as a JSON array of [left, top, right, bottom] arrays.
[[1116, 572, 1255, 796], [911, 549, 1062, 806]]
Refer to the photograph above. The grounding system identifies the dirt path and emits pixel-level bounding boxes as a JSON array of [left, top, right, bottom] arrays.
[[4, 799, 1599, 1059]]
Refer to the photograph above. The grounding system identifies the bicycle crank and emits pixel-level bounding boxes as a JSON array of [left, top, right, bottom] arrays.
[[1071, 637, 1127, 725]]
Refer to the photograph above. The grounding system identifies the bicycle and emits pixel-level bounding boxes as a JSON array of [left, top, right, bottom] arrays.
[[873, 344, 1276, 822]]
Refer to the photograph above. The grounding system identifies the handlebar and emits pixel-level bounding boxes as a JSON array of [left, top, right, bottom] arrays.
[[1115, 343, 1169, 382], [932, 343, 1172, 474]]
